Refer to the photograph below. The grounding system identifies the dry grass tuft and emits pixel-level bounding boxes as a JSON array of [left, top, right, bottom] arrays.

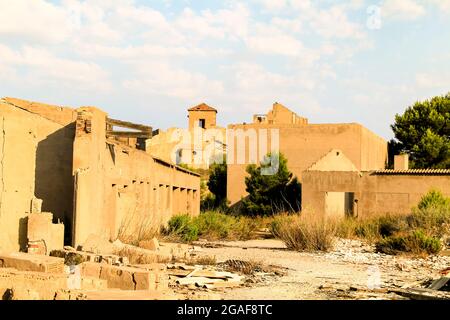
[[117, 213, 161, 246], [271, 212, 336, 252]]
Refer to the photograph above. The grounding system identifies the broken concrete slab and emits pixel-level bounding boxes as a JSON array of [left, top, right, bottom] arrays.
[[80, 262, 169, 291], [0, 252, 65, 273]]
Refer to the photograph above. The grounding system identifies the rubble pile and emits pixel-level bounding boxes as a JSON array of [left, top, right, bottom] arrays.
[[0, 236, 197, 300]]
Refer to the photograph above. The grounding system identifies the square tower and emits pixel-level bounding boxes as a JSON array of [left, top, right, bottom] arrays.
[[188, 103, 217, 130]]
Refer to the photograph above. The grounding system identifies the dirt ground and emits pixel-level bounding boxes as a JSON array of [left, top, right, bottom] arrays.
[[190, 238, 450, 300]]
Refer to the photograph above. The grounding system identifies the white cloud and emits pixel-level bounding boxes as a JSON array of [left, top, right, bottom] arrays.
[[0, 0, 74, 43], [246, 24, 306, 56], [0, 44, 111, 91], [381, 0, 426, 21], [123, 62, 224, 100], [429, 0, 450, 14], [309, 6, 366, 39], [416, 72, 450, 89]]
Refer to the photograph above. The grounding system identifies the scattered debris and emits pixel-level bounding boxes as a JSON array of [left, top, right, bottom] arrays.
[[389, 287, 450, 300]]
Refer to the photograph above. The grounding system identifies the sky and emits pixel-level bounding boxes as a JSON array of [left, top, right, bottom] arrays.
[[0, 0, 449, 139]]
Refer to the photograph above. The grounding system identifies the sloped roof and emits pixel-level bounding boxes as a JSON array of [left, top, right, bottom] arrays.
[[372, 169, 450, 175], [188, 103, 217, 112], [307, 149, 359, 172]]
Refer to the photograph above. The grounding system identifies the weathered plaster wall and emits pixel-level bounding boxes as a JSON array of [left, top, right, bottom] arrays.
[[0, 99, 74, 250], [226, 123, 387, 205], [0, 102, 37, 251], [72, 108, 200, 247], [0, 98, 200, 251], [302, 171, 450, 217], [1, 98, 76, 243]]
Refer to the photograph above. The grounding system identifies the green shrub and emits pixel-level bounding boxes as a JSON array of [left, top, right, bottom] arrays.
[[408, 189, 450, 237], [165, 211, 266, 242], [417, 189, 450, 210], [166, 214, 199, 242], [375, 230, 442, 255], [335, 214, 407, 242], [193, 211, 235, 239]]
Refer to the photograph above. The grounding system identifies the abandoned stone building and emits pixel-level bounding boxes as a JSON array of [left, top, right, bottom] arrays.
[[226, 102, 388, 206], [147, 103, 226, 169], [2, 96, 449, 254], [0, 97, 200, 252], [302, 152, 450, 217]]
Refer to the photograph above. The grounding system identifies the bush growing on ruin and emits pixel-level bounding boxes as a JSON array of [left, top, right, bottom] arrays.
[[391, 92, 450, 169], [242, 153, 301, 216]]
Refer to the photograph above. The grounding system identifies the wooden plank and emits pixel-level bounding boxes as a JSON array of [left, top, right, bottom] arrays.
[[107, 118, 152, 131], [106, 131, 152, 138]]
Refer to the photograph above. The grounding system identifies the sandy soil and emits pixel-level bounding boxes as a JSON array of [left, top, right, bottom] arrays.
[[191, 238, 450, 300]]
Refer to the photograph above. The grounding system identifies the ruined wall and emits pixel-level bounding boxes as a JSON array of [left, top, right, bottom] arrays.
[[266, 103, 308, 125], [72, 108, 200, 247], [226, 123, 387, 205], [0, 99, 77, 251], [1, 98, 76, 243], [302, 171, 450, 217], [0, 102, 38, 251]]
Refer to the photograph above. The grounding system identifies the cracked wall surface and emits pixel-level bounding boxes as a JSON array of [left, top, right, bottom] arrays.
[[0, 98, 200, 251]]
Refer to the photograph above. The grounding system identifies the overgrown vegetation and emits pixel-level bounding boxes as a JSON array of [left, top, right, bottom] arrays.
[[166, 188, 449, 257], [367, 189, 449, 255], [164, 211, 269, 242], [270, 213, 336, 252], [166, 214, 200, 242], [243, 153, 301, 216], [375, 230, 442, 255], [269, 189, 450, 255]]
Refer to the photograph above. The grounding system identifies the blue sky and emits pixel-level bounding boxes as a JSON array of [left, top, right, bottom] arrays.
[[0, 0, 449, 139]]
